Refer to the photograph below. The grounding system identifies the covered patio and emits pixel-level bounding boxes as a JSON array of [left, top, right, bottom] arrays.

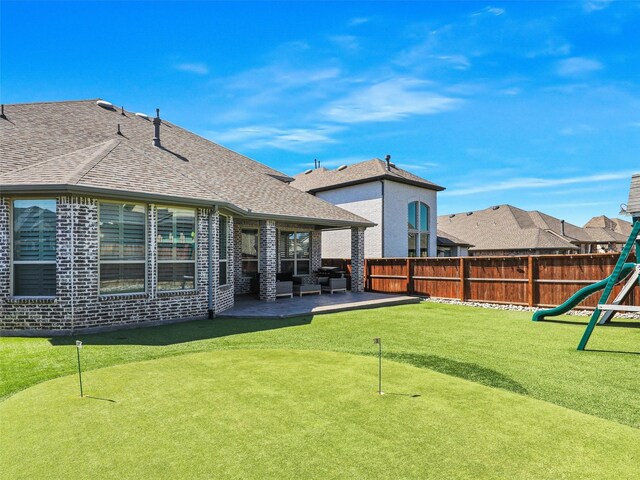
[[218, 292, 420, 318]]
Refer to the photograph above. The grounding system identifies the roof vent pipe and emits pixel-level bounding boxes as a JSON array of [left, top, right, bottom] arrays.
[[560, 219, 566, 236], [314, 158, 318, 169], [0, 104, 5, 119], [385, 154, 391, 171], [153, 108, 161, 147]]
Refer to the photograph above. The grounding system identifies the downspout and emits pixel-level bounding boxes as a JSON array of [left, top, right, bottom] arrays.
[[380, 179, 385, 257]]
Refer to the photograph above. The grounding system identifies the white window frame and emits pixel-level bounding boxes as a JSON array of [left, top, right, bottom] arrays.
[[98, 200, 147, 296], [219, 214, 229, 286], [408, 201, 430, 257], [10, 198, 57, 298], [156, 206, 197, 292], [278, 230, 311, 276], [240, 228, 260, 279]]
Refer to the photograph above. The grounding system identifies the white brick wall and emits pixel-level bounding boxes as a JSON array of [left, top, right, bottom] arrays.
[[316, 180, 438, 258], [383, 180, 438, 258], [316, 182, 383, 258]]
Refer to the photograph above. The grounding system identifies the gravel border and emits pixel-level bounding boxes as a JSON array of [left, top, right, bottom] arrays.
[[420, 297, 640, 319]]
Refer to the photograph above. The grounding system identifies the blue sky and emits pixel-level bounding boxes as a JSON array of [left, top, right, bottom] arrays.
[[2, 1, 639, 225]]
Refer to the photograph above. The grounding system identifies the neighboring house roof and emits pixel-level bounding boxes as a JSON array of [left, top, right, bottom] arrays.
[[0, 100, 373, 228], [583, 215, 631, 243], [436, 230, 473, 247], [290, 158, 445, 193], [628, 173, 640, 216], [437, 204, 585, 252]]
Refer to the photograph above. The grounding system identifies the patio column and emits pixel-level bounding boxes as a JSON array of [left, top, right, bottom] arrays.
[[351, 227, 365, 293], [259, 220, 277, 301]]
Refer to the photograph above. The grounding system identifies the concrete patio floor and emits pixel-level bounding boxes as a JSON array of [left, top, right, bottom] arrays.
[[218, 292, 421, 318]]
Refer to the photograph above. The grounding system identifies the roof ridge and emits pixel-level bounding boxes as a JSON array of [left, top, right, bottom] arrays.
[[0, 139, 119, 179], [1, 98, 100, 107], [73, 139, 122, 185]]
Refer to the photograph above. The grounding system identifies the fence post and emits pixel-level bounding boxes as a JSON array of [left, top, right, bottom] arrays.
[[459, 257, 466, 301], [364, 259, 369, 291], [527, 256, 535, 307]]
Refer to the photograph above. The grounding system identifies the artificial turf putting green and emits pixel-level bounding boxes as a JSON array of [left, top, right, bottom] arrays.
[[2, 349, 639, 480], [2, 303, 639, 428]]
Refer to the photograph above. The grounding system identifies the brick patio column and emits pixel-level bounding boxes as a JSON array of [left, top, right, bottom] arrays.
[[351, 227, 365, 293], [259, 220, 277, 301], [311, 230, 322, 282]]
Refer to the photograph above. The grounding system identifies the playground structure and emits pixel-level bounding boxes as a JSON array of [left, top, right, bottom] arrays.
[[532, 173, 640, 350]]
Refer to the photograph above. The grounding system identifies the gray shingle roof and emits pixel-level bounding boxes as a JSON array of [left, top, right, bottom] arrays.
[[437, 205, 586, 252], [0, 100, 373, 228], [290, 158, 445, 193], [583, 215, 631, 243], [628, 173, 640, 216], [436, 230, 473, 247]]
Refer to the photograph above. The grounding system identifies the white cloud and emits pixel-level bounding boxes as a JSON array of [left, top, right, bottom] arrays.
[[349, 17, 370, 26], [328, 35, 360, 53], [556, 57, 603, 77], [583, 0, 614, 12], [209, 125, 344, 152], [322, 78, 462, 123], [174, 63, 209, 75], [445, 171, 634, 197], [472, 6, 505, 16], [559, 124, 595, 136]]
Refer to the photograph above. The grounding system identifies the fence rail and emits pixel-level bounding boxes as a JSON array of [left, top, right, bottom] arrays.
[[322, 253, 638, 309]]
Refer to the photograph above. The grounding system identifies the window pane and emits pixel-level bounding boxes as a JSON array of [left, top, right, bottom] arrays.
[[100, 263, 145, 294], [241, 229, 259, 260], [420, 234, 428, 257], [219, 216, 228, 260], [241, 260, 258, 277], [13, 264, 56, 296], [280, 260, 294, 273], [279, 232, 295, 259], [158, 263, 195, 291], [13, 199, 56, 261], [219, 261, 228, 285], [408, 202, 417, 230], [408, 232, 417, 257], [420, 203, 429, 232], [297, 232, 310, 259], [157, 207, 196, 261], [99, 203, 145, 261], [296, 260, 310, 275]]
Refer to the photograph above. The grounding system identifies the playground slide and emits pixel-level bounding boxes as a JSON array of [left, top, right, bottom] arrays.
[[532, 263, 636, 321]]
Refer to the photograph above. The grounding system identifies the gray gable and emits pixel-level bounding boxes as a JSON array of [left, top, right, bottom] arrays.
[[291, 158, 445, 193]]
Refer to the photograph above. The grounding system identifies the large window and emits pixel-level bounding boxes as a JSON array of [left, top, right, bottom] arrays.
[[241, 229, 259, 278], [279, 231, 310, 275], [12, 199, 57, 296], [408, 201, 429, 257], [157, 207, 196, 291], [219, 215, 229, 285], [99, 202, 146, 294]]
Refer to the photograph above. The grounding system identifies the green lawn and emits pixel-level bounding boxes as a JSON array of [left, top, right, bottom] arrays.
[[1, 303, 639, 479], [2, 349, 639, 479]]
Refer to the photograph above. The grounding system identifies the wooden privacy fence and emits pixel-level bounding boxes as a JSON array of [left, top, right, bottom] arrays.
[[322, 254, 638, 309]]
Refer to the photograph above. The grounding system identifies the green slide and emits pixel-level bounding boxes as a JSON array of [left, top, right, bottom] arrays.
[[532, 263, 636, 321]]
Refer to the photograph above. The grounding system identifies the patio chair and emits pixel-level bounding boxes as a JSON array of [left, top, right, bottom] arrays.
[[321, 277, 347, 294]]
